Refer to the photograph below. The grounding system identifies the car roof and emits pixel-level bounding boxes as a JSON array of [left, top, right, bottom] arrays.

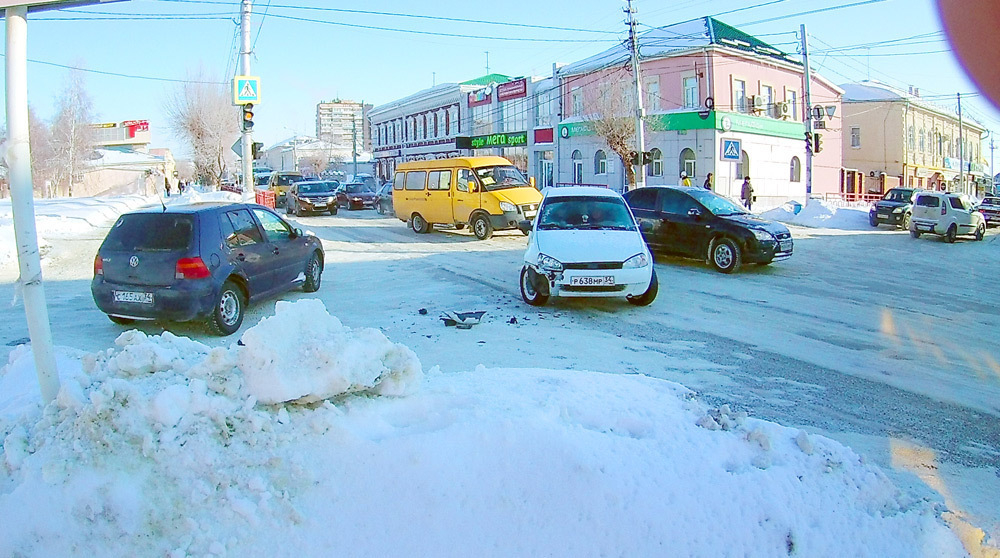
[[627, 185, 700, 194], [127, 202, 259, 215], [543, 186, 622, 199]]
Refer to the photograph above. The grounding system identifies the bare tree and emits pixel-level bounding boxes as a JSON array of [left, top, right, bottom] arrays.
[[583, 76, 640, 189], [49, 70, 96, 197], [300, 154, 329, 177], [27, 105, 56, 196], [166, 71, 238, 187]]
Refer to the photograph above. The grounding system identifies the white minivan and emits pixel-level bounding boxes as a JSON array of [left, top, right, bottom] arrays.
[[518, 187, 657, 307], [910, 192, 986, 243]]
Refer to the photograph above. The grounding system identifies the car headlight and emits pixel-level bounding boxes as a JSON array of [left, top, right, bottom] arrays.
[[623, 253, 649, 268], [500, 201, 516, 212], [537, 253, 563, 272], [751, 228, 774, 242], [892, 207, 903, 213], [327, 196, 336, 203]]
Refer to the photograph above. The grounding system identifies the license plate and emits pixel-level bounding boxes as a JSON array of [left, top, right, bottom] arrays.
[[917, 224, 933, 231], [570, 276, 614, 286], [114, 290, 153, 304], [524, 210, 537, 218], [779, 240, 792, 252], [877, 213, 888, 219], [313, 204, 326, 209]]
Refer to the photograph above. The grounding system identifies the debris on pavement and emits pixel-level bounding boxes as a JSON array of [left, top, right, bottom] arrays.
[[440, 311, 486, 329]]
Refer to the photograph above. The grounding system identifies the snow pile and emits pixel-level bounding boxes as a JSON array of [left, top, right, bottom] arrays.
[[761, 198, 871, 230], [0, 322, 965, 556], [238, 299, 422, 403]]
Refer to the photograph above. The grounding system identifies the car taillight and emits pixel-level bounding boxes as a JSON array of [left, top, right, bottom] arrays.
[[94, 255, 103, 276], [175, 257, 211, 279]]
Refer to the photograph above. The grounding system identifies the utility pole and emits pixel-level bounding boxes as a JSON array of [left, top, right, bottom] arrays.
[[240, 0, 254, 202], [958, 92, 964, 195], [990, 133, 996, 194], [352, 116, 358, 177], [5, 6, 60, 403], [625, 0, 645, 190], [801, 24, 814, 204], [485, 51, 490, 75]]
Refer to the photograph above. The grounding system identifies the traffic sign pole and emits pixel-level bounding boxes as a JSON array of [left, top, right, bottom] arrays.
[[239, 0, 254, 202], [801, 23, 814, 205]]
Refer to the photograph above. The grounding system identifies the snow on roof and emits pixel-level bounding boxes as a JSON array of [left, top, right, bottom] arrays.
[[87, 148, 164, 168], [841, 80, 986, 130], [558, 17, 796, 76]]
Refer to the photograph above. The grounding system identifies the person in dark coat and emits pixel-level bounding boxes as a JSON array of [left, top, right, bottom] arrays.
[[703, 173, 713, 191], [740, 176, 753, 210]]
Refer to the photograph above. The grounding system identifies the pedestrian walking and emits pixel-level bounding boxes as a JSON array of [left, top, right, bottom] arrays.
[[680, 171, 692, 187], [703, 173, 713, 191], [164, 177, 171, 197], [740, 176, 754, 211]]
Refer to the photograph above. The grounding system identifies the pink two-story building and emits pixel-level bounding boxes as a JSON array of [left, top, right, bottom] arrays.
[[556, 17, 843, 207]]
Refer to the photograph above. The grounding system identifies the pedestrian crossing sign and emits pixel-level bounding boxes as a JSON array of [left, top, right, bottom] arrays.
[[233, 76, 260, 105], [721, 139, 741, 161]]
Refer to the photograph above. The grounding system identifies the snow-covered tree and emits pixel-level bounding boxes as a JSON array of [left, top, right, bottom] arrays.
[[49, 70, 96, 197]]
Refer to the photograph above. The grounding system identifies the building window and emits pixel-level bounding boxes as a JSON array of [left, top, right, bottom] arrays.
[[850, 127, 861, 148], [737, 150, 749, 179], [648, 148, 662, 177], [938, 133, 943, 156], [571, 150, 583, 183], [683, 76, 698, 109], [433, 113, 439, 138], [679, 148, 696, 179], [733, 79, 747, 112], [445, 110, 450, 136], [787, 90, 798, 121], [790, 157, 801, 182], [644, 77, 660, 111], [594, 150, 607, 175], [919, 128, 926, 152], [908, 126, 915, 151], [761, 85, 774, 116], [571, 87, 583, 116]]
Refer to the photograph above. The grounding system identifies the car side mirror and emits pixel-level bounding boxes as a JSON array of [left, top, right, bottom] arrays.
[[529, 177, 536, 188], [291, 228, 302, 239], [517, 220, 532, 235], [687, 208, 702, 219], [639, 221, 653, 233]]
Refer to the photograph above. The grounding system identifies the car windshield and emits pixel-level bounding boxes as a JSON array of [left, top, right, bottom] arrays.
[[883, 189, 914, 202], [475, 165, 529, 191], [103, 214, 194, 252], [685, 189, 749, 217], [536, 196, 636, 231], [274, 174, 303, 186], [345, 183, 371, 194], [982, 197, 1000, 205], [298, 182, 334, 194], [255, 174, 272, 186]]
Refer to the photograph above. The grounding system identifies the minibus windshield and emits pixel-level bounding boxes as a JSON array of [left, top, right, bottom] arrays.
[[475, 165, 529, 191]]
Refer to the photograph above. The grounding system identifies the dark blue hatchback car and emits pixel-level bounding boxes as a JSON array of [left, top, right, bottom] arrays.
[[92, 202, 325, 335]]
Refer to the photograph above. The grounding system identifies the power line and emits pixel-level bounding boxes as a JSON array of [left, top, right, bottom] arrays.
[[737, 0, 890, 27], [253, 0, 272, 50], [0, 53, 227, 85]]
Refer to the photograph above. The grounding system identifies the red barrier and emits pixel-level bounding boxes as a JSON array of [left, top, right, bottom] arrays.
[[255, 190, 275, 208]]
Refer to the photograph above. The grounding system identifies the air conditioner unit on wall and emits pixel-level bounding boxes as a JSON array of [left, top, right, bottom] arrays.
[[777, 102, 790, 119], [751, 96, 764, 113]]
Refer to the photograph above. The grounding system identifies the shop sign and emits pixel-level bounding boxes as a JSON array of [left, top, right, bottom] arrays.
[[497, 78, 527, 102]]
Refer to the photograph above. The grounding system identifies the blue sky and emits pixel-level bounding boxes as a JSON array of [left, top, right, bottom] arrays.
[[3, 0, 998, 167]]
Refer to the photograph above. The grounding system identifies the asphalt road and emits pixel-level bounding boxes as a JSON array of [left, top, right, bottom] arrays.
[[2, 204, 998, 542]]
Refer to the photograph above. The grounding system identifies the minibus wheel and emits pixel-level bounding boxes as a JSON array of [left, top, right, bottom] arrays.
[[411, 213, 429, 234]]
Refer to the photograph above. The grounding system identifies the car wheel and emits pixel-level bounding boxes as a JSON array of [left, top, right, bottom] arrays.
[[901, 212, 911, 230], [108, 315, 134, 326], [945, 224, 958, 243], [411, 213, 429, 234], [520, 266, 549, 306], [910, 229, 921, 239], [207, 280, 245, 336], [375, 202, 384, 215], [303, 251, 323, 292], [975, 222, 985, 241], [472, 213, 493, 240], [869, 213, 879, 227], [627, 269, 658, 306], [329, 205, 338, 216], [709, 237, 742, 274]]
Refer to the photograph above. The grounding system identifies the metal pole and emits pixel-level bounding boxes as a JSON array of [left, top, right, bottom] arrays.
[[240, 0, 254, 202], [352, 116, 358, 176], [801, 24, 814, 205], [958, 92, 964, 194], [626, 0, 645, 190], [5, 7, 60, 403]]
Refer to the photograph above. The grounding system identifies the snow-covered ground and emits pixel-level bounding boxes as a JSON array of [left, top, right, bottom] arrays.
[[1, 192, 997, 556]]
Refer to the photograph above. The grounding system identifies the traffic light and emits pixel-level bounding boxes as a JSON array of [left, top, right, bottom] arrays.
[[241, 103, 254, 131], [804, 131, 812, 153], [641, 151, 653, 165], [252, 141, 263, 159], [813, 133, 823, 153], [629, 151, 654, 165]]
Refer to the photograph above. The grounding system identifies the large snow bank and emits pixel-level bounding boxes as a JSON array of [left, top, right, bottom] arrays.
[[761, 199, 872, 230], [239, 299, 422, 403], [0, 302, 965, 556]]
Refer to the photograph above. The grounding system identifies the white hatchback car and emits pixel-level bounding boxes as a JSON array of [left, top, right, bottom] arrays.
[[518, 187, 657, 307], [910, 192, 986, 243]]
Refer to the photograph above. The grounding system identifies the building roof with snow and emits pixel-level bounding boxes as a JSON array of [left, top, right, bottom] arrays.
[[841, 80, 985, 130], [558, 17, 797, 76]]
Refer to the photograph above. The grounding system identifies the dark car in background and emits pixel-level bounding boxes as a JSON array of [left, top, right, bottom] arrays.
[[373, 182, 394, 215], [869, 187, 919, 229], [624, 186, 792, 273], [976, 195, 1000, 227], [287, 180, 340, 216], [92, 202, 325, 335], [336, 182, 377, 210]]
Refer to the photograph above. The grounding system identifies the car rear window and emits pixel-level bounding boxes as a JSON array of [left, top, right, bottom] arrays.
[[104, 214, 194, 252], [915, 195, 940, 207]]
